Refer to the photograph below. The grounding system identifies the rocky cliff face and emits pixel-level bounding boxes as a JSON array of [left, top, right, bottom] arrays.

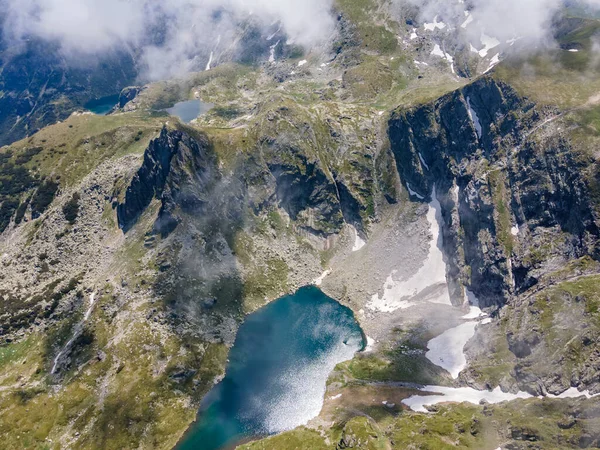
[[388, 77, 600, 308], [115, 121, 375, 328], [117, 127, 218, 234]]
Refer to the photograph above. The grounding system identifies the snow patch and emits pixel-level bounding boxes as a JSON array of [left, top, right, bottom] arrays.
[[352, 227, 366, 252], [329, 393, 342, 400], [568, 49, 579, 52], [431, 44, 445, 58], [406, 182, 424, 200], [410, 28, 418, 40], [462, 289, 486, 319], [364, 336, 375, 352], [478, 33, 500, 57], [313, 269, 331, 286], [426, 321, 478, 378], [481, 317, 492, 325], [511, 224, 519, 236], [403, 385, 533, 412], [549, 387, 599, 399], [298, 59, 307, 67], [484, 53, 501, 74], [466, 96, 482, 139], [430, 44, 454, 73], [367, 188, 451, 312], [424, 15, 446, 31], [403, 385, 600, 413]]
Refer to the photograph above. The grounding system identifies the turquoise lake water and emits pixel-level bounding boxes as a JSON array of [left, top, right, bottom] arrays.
[[84, 94, 120, 115], [166, 100, 213, 123], [176, 286, 364, 450]]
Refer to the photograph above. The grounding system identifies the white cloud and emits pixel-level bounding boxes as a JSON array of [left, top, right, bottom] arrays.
[[1, 0, 335, 80], [400, 0, 600, 47]]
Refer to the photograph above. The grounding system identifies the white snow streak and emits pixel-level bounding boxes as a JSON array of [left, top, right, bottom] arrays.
[[461, 14, 473, 29], [403, 385, 600, 413], [484, 53, 501, 74], [205, 51, 213, 71], [406, 182, 424, 199], [419, 152, 430, 171], [466, 96, 482, 139], [352, 227, 366, 252], [403, 386, 533, 412]]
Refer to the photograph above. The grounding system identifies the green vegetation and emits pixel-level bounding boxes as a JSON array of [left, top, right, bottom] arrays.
[[0, 148, 41, 231], [494, 17, 600, 108], [31, 179, 59, 217], [7, 112, 163, 187], [337, 350, 445, 386], [62, 192, 81, 224], [240, 427, 328, 450], [243, 256, 289, 312], [243, 395, 600, 450], [335, 0, 398, 54]]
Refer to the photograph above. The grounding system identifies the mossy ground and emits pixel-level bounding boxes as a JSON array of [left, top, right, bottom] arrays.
[[242, 397, 600, 449]]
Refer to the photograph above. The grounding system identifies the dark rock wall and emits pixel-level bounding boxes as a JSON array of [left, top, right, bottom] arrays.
[[388, 77, 600, 307], [117, 127, 217, 233]]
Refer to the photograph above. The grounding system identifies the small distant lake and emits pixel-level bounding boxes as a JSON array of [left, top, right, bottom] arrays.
[[84, 94, 120, 115], [176, 286, 364, 450], [166, 100, 213, 123]]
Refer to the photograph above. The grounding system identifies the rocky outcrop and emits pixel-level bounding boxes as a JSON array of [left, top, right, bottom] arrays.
[[117, 127, 217, 233], [117, 86, 142, 108], [109, 86, 144, 113], [388, 77, 600, 307], [464, 262, 600, 395], [262, 139, 345, 236]]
